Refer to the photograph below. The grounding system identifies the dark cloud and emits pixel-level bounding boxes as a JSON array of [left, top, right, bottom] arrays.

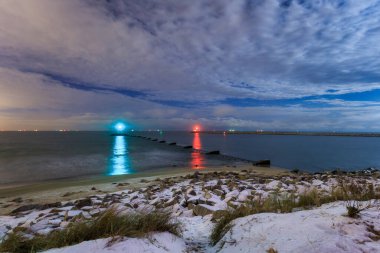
[[1, 0, 380, 130]]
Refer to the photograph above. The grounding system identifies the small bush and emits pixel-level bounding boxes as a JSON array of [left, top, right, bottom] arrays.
[[346, 200, 370, 218], [267, 247, 278, 253], [0, 209, 181, 253]]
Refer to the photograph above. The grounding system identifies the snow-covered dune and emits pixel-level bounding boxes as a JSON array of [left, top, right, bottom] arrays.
[[38, 201, 380, 253], [213, 201, 380, 253], [1, 170, 380, 253], [42, 232, 186, 253]]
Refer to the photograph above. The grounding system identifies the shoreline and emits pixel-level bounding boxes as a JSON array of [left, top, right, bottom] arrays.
[[191, 130, 380, 137], [4, 130, 380, 137], [1, 165, 379, 252], [0, 164, 287, 215]]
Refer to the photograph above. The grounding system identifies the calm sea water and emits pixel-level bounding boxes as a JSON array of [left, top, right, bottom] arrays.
[[142, 131, 380, 172], [1, 131, 379, 185], [0, 132, 231, 185]]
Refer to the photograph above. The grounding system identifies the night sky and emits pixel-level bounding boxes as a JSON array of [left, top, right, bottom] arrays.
[[1, 0, 380, 131]]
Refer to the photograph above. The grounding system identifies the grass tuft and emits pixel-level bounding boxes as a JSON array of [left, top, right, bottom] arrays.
[[0, 208, 181, 253], [211, 180, 380, 245], [266, 247, 278, 253], [346, 200, 371, 218]]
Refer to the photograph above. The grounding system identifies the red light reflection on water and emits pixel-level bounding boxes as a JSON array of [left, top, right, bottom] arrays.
[[191, 132, 204, 169], [193, 132, 202, 149]]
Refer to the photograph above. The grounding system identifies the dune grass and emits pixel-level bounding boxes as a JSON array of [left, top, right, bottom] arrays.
[[0, 208, 181, 253], [345, 200, 372, 218], [211, 180, 379, 245]]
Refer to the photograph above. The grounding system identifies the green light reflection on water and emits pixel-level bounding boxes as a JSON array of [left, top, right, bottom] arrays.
[[108, 135, 133, 175]]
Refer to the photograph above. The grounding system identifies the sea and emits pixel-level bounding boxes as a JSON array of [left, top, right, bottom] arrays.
[[1, 131, 380, 185]]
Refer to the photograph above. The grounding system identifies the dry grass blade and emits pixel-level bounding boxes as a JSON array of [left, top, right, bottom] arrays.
[[211, 181, 380, 245], [0, 208, 181, 253]]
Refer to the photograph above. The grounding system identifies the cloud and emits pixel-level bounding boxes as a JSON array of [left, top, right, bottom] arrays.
[[307, 98, 380, 107], [1, 0, 380, 130]]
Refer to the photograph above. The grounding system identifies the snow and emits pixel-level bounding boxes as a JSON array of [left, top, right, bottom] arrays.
[[67, 210, 82, 217], [213, 201, 380, 253], [43, 232, 186, 253], [237, 190, 251, 202], [266, 180, 281, 189], [179, 216, 214, 252], [1, 171, 380, 252], [225, 189, 239, 198], [48, 219, 62, 226], [312, 179, 324, 186]]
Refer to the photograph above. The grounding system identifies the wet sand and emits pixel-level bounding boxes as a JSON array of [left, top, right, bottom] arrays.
[[0, 164, 287, 215]]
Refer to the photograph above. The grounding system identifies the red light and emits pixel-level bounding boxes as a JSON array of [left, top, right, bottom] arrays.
[[193, 125, 201, 132]]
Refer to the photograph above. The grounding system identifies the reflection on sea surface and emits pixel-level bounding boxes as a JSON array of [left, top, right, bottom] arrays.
[[108, 136, 132, 175], [191, 133, 204, 169]]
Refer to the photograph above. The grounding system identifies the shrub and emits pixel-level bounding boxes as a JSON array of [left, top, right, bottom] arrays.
[[346, 200, 371, 218], [267, 248, 278, 253]]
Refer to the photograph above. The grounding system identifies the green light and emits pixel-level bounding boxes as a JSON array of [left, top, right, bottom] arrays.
[[115, 122, 126, 132]]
